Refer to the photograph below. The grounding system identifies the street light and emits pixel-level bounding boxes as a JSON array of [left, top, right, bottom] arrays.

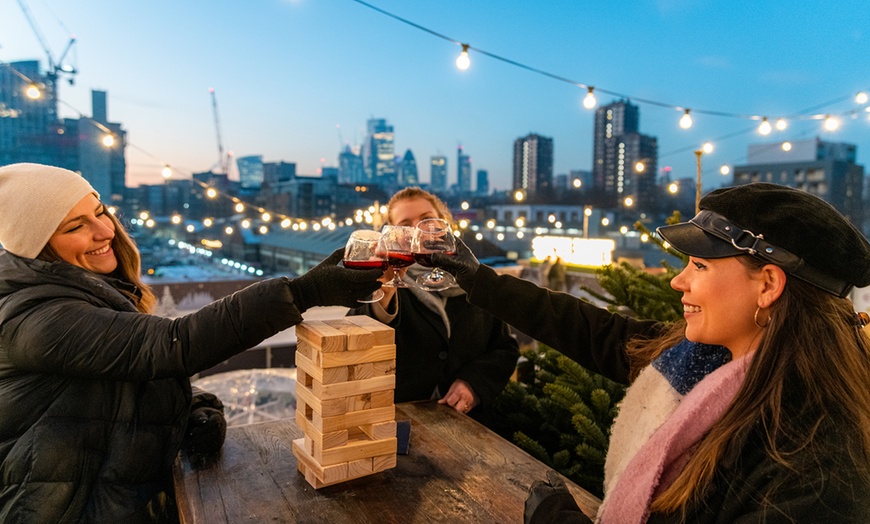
[[694, 142, 714, 214], [583, 206, 592, 238]]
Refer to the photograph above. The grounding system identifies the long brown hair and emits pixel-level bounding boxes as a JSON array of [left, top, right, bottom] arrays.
[[385, 187, 454, 226], [637, 256, 870, 514], [39, 210, 156, 314]]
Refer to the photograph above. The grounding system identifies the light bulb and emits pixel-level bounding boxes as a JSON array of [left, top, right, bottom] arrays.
[[702, 142, 714, 154], [102, 134, 115, 147], [582, 87, 596, 109], [25, 84, 41, 99], [758, 117, 772, 135], [679, 109, 693, 129], [823, 115, 840, 131], [162, 165, 172, 179], [720, 165, 731, 175], [782, 142, 792, 151], [775, 118, 788, 131], [455, 44, 470, 70], [856, 92, 869, 105]]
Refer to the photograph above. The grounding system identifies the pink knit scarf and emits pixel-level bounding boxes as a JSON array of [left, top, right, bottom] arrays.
[[597, 352, 754, 524]]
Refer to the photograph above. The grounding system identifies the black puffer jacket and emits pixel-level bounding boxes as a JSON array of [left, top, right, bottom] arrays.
[[0, 252, 303, 523]]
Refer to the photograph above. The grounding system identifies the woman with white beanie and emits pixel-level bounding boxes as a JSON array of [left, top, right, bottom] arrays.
[[0, 163, 383, 523]]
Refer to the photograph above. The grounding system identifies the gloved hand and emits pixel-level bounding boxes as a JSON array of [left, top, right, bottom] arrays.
[[287, 248, 383, 311], [524, 470, 590, 524], [182, 389, 227, 456], [430, 238, 480, 293]]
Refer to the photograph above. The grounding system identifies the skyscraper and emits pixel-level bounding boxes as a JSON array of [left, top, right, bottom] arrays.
[[592, 99, 658, 208], [476, 169, 489, 196], [338, 145, 364, 184], [430, 155, 447, 193], [512, 133, 553, 198], [236, 155, 264, 190], [399, 149, 418, 186], [362, 118, 396, 184], [457, 145, 471, 194]]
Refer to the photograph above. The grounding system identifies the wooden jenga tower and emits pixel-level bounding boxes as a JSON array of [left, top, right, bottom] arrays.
[[292, 316, 398, 488]]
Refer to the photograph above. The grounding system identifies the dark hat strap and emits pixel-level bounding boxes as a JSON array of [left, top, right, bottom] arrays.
[[691, 210, 852, 298]]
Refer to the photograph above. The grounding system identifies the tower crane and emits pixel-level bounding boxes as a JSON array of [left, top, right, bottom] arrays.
[[16, 0, 77, 85], [209, 87, 230, 174]]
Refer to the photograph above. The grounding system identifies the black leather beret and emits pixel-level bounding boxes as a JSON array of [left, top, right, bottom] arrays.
[[657, 183, 870, 298]]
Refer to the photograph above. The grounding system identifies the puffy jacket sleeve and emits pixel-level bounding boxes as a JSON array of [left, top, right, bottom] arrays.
[[466, 265, 661, 384], [1, 277, 303, 380]]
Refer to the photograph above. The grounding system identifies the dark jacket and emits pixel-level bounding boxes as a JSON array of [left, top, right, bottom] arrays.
[[0, 252, 303, 524], [467, 265, 870, 522], [351, 287, 519, 407]]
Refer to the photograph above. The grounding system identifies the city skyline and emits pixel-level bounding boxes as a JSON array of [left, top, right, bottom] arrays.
[[1, 0, 868, 192]]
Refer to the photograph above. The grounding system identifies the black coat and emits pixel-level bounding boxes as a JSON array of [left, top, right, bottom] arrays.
[[467, 265, 870, 522], [0, 252, 304, 523], [351, 287, 519, 407]]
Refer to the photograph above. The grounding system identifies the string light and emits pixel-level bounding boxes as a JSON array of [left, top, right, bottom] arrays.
[[455, 44, 470, 70], [757, 117, 772, 135], [720, 164, 731, 175], [102, 134, 115, 147], [782, 141, 792, 151], [775, 118, 788, 131], [582, 87, 597, 109], [857, 92, 869, 105], [679, 109, 693, 129], [26, 83, 41, 99], [823, 114, 841, 131]]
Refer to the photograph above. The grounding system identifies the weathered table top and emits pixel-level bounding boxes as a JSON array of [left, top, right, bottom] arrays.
[[174, 400, 600, 523]]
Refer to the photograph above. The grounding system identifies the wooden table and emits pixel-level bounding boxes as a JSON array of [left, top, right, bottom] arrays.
[[174, 400, 600, 523]]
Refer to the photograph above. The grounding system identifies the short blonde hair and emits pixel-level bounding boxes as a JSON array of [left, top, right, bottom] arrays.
[[386, 187, 454, 226]]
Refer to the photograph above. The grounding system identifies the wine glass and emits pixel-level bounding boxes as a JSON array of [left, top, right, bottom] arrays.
[[411, 218, 457, 291], [343, 229, 387, 303], [378, 225, 416, 288]]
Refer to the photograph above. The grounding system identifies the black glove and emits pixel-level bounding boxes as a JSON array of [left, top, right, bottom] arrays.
[[524, 470, 590, 524], [182, 389, 227, 456], [430, 238, 480, 292], [287, 248, 383, 311]]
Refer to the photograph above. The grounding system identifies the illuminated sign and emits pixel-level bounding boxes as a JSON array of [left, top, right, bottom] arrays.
[[532, 235, 615, 267]]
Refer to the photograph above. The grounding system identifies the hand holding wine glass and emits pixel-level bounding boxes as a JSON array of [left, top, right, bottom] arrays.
[[411, 218, 457, 291], [378, 225, 416, 288], [343, 229, 387, 303]]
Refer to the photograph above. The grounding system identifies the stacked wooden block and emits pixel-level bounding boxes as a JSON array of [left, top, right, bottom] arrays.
[[292, 316, 398, 488]]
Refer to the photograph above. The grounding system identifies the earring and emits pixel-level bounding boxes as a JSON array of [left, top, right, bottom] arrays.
[[754, 307, 771, 329]]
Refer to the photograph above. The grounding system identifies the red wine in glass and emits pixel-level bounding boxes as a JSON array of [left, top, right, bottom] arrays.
[[344, 259, 389, 271], [387, 251, 414, 269], [413, 251, 455, 267]]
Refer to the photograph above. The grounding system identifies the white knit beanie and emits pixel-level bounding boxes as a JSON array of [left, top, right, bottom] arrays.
[[0, 163, 99, 259]]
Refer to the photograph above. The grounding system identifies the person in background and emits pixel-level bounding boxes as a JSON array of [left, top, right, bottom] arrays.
[[0, 163, 382, 523], [434, 183, 870, 523], [350, 187, 519, 417]]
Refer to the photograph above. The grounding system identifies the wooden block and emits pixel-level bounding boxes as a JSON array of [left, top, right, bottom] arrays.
[[317, 436, 398, 466], [370, 390, 394, 408], [313, 374, 395, 401], [296, 350, 349, 384], [344, 316, 395, 345], [320, 344, 396, 369], [315, 405, 396, 433], [296, 382, 349, 417], [372, 452, 398, 473], [372, 360, 396, 376], [360, 420, 397, 441], [296, 321, 347, 353], [292, 439, 350, 487], [346, 393, 371, 412], [320, 318, 374, 350], [348, 362, 374, 380], [346, 457, 374, 479], [301, 417, 349, 451]]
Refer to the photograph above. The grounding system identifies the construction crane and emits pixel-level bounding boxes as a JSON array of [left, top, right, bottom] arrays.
[[16, 0, 77, 85], [209, 87, 229, 174]]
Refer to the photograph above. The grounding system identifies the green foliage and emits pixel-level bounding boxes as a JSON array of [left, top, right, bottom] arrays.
[[484, 213, 688, 497], [487, 345, 626, 497]]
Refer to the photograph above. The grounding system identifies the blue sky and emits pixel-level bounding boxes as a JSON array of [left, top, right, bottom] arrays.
[[2, 0, 868, 192]]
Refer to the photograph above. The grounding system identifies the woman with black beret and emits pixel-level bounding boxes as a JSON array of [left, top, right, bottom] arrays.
[[435, 183, 870, 523]]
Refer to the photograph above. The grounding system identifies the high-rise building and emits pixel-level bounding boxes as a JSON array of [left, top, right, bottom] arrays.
[[733, 138, 864, 230], [338, 145, 364, 184], [592, 100, 658, 208], [430, 155, 447, 193], [236, 155, 264, 191], [476, 169, 489, 196], [362, 118, 396, 184], [512, 133, 553, 198], [399, 149, 418, 186], [457, 145, 471, 194]]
